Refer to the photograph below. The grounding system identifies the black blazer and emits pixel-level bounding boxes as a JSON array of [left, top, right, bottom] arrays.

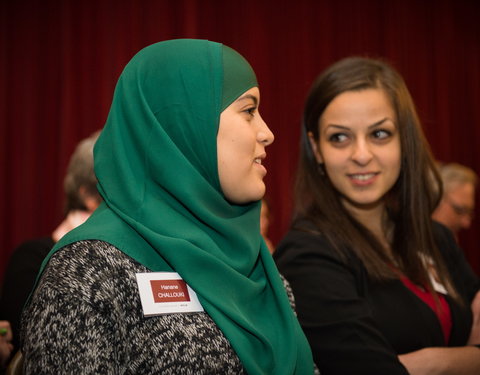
[[274, 220, 479, 375]]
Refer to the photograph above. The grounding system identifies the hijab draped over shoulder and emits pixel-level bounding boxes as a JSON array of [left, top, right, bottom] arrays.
[[43, 39, 313, 374]]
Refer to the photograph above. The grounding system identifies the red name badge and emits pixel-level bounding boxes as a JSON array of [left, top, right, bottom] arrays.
[[150, 279, 191, 303], [136, 272, 204, 316]]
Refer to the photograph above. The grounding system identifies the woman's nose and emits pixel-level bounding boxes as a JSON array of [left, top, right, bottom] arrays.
[[351, 139, 373, 165], [257, 113, 274, 146]]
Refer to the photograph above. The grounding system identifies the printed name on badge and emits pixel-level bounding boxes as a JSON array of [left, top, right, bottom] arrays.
[[150, 279, 191, 303], [136, 272, 204, 316]]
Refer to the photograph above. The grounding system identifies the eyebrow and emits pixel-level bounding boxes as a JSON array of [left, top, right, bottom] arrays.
[[236, 94, 258, 106], [326, 117, 394, 130]]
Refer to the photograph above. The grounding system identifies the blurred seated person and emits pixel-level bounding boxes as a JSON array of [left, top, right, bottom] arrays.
[[261, 198, 275, 254], [0, 131, 101, 355], [432, 162, 477, 237], [0, 321, 13, 371]]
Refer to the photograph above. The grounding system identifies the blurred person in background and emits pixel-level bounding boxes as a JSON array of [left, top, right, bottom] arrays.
[[432, 162, 477, 238], [0, 130, 102, 358]]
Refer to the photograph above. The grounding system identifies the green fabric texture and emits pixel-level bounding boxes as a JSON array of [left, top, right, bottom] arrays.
[[221, 45, 257, 111], [42, 39, 313, 374]]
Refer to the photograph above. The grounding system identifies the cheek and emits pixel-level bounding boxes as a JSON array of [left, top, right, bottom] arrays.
[[320, 146, 345, 173], [217, 137, 249, 192], [223, 139, 251, 171], [231, 133, 257, 166], [217, 143, 237, 181], [322, 159, 346, 193], [386, 144, 402, 174]]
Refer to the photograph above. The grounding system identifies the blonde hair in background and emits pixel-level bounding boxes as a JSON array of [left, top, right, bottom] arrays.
[[63, 131, 101, 213], [438, 162, 478, 193]]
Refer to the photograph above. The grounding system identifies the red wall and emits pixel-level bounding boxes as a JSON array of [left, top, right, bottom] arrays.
[[1, 0, 479, 280]]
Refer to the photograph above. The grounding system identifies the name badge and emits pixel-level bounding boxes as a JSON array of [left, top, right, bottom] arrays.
[[429, 273, 448, 295], [136, 272, 204, 316]]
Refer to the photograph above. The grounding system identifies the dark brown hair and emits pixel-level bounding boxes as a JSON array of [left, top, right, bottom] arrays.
[[295, 56, 458, 299]]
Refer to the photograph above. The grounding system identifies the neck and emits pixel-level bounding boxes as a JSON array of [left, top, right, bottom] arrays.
[[342, 199, 393, 254]]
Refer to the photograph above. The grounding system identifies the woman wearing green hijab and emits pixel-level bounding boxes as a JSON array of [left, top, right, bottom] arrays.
[[21, 39, 314, 374]]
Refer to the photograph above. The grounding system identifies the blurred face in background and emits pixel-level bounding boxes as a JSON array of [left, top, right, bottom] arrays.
[[433, 182, 475, 235]]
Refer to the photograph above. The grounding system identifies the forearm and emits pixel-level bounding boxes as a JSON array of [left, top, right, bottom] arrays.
[[467, 290, 480, 345], [399, 346, 480, 375], [468, 321, 480, 345]]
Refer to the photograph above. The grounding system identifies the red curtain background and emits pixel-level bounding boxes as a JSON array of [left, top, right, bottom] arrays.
[[1, 0, 480, 281]]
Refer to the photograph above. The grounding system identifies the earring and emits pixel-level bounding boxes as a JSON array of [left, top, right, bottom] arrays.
[[318, 163, 325, 176]]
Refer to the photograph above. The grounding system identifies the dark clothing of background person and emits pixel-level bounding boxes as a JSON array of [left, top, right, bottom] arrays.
[[274, 220, 480, 375], [0, 237, 54, 353]]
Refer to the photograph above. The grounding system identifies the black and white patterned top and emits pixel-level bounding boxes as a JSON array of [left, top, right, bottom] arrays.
[[21, 240, 302, 374]]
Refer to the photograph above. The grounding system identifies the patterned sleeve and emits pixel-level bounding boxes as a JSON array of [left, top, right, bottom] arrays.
[[21, 244, 128, 374], [280, 274, 297, 313]]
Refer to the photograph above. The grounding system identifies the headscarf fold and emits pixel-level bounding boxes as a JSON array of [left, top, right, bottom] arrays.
[[43, 39, 313, 374]]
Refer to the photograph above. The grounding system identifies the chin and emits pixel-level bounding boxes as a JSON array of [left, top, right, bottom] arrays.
[[240, 187, 266, 205], [252, 184, 266, 201], [342, 194, 384, 210], [223, 179, 266, 205]]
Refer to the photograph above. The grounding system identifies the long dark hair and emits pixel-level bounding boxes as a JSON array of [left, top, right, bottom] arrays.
[[295, 56, 458, 299]]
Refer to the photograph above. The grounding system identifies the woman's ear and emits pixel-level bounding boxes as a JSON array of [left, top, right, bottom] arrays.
[[84, 196, 100, 212], [79, 186, 101, 212], [307, 131, 323, 164]]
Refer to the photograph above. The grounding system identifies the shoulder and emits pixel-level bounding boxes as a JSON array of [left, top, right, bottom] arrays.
[[10, 237, 54, 260], [431, 220, 468, 264], [431, 221, 457, 247], [3, 237, 55, 282], [273, 219, 367, 296], [275, 220, 328, 257], [274, 218, 356, 268], [49, 239, 147, 273], [34, 240, 149, 305]]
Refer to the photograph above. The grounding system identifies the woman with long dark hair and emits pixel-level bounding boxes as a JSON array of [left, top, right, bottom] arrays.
[[274, 56, 480, 374]]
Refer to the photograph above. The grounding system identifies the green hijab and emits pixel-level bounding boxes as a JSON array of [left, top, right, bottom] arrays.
[[46, 39, 313, 374]]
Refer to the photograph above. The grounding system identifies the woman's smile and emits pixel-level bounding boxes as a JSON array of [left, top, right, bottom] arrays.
[[348, 172, 379, 186]]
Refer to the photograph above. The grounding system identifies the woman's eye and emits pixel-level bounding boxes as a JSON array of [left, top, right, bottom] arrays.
[[372, 129, 391, 140], [329, 133, 348, 143], [244, 107, 256, 117]]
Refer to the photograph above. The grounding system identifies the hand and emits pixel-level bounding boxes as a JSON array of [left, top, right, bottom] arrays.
[[467, 290, 480, 345], [0, 320, 13, 367], [399, 346, 480, 375]]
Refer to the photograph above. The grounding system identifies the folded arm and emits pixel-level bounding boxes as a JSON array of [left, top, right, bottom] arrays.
[[399, 346, 480, 375]]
